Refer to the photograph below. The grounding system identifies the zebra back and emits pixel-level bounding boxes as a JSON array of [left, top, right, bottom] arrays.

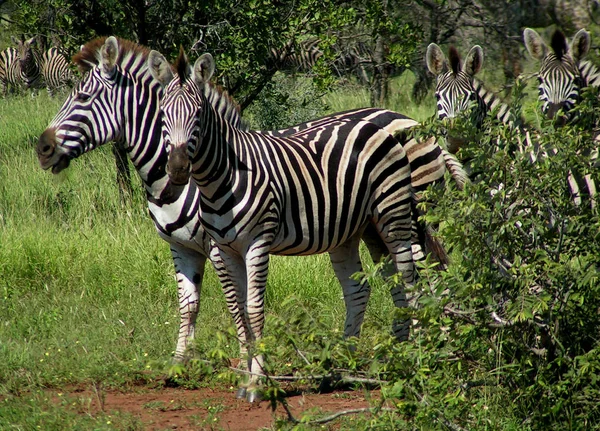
[[42, 47, 74, 94], [270, 38, 322, 73], [0, 47, 22, 95]]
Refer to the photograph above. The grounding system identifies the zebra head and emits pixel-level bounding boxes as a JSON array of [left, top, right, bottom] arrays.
[[426, 43, 484, 122], [15, 36, 40, 88], [524, 28, 590, 123], [37, 36, 137, 173], [148, 48, 215, 185]]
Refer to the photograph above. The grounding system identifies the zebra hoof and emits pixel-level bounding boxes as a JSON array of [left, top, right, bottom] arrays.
[[246, 389, 263, 403], [236, 387, 247, 399]]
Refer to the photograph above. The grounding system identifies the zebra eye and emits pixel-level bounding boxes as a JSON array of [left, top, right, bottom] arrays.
[[76, 92, 91, 102]]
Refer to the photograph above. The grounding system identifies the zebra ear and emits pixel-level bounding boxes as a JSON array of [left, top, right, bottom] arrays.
[[523, 28, 548, 61], [426, 43, 446, 76], [147, 50, 174, 87], [26, 37, 36, 46], [464, 45, 483, 76], [570, 28, 591, 62], [193, 53, 215, 86], [101, 36, 119, 78]]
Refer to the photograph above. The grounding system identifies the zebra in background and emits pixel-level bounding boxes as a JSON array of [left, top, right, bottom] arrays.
[[149, 48, 423, 401], [13, 36, 44, 90], [13, 35, 74, 96], [426, 42, 597, 209], [270, 38, 372, 85], [523, 27, 597, 124], [41, 46, 74, 96], [269, 38, 322, 74], [36, 37, 464, 374], [0, 47, 22, 95]]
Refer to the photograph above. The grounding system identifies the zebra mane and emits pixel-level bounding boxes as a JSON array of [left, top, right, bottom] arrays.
[[174, 46, 190, 86], [551, 29, 568, 60], [202, 81, 249, 131], [73, 37, 153, 73], [448, 46, 461, 74]]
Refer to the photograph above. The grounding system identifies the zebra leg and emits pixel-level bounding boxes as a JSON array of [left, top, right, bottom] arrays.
[[216, 250, 256, 400], [111, 140, 133, 202], [170, 245, 206, 362], [232, 244, 271, 403], [364, 220, 424, 265], [208, 245, 249, 371], [329, 234, 370, 338], [374, 210, 415, 342]]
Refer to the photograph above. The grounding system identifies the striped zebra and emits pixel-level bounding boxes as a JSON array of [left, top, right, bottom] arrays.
[[270, 38, 322, 73], [426, 43, 597, 209], [149, 48, 423, 401], [42, 46, 74, 96], [0, 47, 22, 95], [270, 38, 371, 84], [13, 36, 73, 95], [523, 27, 596, 124], [36, 37, 464, 376], [14, 36, 44, 90]]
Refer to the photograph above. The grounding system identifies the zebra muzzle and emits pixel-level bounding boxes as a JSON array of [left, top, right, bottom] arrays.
[[166, 145, 191, 185], [37, 128, 71, 174]]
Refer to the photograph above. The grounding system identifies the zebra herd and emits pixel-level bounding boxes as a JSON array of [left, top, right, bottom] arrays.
[[0, 36, 73, 96], [32, 26, 600, 401]]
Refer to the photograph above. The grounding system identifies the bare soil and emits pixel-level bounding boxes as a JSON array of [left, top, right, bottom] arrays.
[[58, 384, 379, 430]]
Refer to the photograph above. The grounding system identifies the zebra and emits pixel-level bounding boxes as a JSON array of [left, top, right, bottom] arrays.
[[426, 42, 597, 209], [13, 36, 74, 96], [41, 46, 74, 96], [269, 38, 322, 74], [523, 27, 594, 124], [0, 47, 22, 95], [149, 48, 426, 401], [14, 36, 44, 90], [36, 37, 464, 376]]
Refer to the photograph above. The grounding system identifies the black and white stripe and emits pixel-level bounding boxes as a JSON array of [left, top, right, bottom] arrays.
[[150, 49, 421, 400], [15, 36, 44, 90], [0, 47, 22, 95], [42, 47, 74, 96], [426, 43, 520, 128], [524, 28, 594, 122], [426, 42, 597, 210]]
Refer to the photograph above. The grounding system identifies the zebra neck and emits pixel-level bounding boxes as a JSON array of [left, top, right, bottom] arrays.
[[579, 60, 600, 88], [203, 83, 249, 131], [21, 49, 43, 88], [472, 78, 519, 129], [191, 103, 240, 201], [119, 73, 171, 201]]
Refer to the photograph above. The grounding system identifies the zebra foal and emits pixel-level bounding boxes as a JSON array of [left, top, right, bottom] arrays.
[[150, 48, 420, 401]]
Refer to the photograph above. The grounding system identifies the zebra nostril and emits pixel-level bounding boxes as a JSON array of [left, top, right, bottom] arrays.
[[37, 128, 57, 158]]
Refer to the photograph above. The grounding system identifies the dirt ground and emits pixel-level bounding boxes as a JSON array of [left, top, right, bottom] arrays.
[[61, 384, 379, 430]]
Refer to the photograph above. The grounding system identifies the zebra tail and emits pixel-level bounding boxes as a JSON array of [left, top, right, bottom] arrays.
[[442, 149, 470, 191]]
